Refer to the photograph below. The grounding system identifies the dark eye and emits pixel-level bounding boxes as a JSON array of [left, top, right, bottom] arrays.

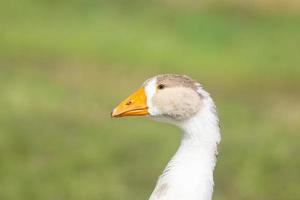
[[157, 84, 165, 90]]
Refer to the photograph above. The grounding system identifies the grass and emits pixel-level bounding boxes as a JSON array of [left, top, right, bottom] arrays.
[[0, 1, 300, 200]]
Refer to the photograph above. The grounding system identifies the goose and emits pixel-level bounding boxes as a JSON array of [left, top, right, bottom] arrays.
[[111, 74, 221, 200]]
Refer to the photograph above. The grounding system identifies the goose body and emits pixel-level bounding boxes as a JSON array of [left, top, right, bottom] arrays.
[[112, 74, 221, 200]]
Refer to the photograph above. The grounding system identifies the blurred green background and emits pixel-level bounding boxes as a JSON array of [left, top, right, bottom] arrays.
[[0, 0, 300, 200]]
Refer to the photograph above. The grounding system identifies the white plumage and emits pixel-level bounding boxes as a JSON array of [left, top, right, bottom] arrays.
[[112, 74, 221, 200]]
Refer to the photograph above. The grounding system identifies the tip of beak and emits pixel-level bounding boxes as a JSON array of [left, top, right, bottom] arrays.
[[111, 108, 122, 118], [111, 109, 117, 118]]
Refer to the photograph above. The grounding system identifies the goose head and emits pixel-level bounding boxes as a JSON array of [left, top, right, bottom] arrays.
[[112, 74, 208, 124], [111, 74, 220, 200]]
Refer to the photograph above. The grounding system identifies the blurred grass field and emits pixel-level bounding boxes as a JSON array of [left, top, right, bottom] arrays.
[[1, 1, 300, 200]]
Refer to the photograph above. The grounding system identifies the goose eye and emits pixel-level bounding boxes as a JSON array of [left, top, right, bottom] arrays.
[[157, 84, 165, 90]]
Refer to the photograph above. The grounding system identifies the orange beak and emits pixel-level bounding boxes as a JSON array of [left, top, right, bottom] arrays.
[[111, 87, 149, 117]]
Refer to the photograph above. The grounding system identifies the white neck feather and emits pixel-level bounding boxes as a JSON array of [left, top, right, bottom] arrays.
[[149, 95, 221, 200]]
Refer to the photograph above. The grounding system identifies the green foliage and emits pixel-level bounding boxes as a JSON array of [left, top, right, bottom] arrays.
[[0, 1, 299, 200]]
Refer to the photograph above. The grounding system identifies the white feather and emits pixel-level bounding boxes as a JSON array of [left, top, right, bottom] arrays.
[[145, 77, 161, 116], [148, 84, 221, 200]]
